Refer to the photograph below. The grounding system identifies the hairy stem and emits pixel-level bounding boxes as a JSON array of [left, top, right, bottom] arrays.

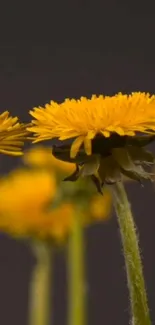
[[113, 181, 151, 325]]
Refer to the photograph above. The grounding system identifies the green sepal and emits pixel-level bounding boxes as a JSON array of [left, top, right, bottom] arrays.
[[63, 165, 80, 182], [98, 156, 121, 184], [121, 165, 154, 183], [79, 155, 100, 177], [91, 174, 103, 195], [127, 146, 155, 165], [127, 134, 155, 147], [112, 148, 135, 171], [112, 147, 154, 182], [63, 155, 102, 193]]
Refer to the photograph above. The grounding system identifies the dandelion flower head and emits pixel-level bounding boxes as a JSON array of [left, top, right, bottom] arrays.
[[0, 111, 29, 156], [0, 169, 56, 215], [0, 168, 75, 241], [28, 93, 155, 192], [28, 93, 155, 158]]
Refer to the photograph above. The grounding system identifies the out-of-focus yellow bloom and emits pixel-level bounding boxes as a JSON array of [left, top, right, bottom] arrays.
[[0, 203, 74, 242], [23, 146, 76, 175], [0, 169, 56, 215], [0, 146, 114, 243], [0, 165, 113, 241], [80, 188, 112, 226], [38, 204, 74, 242], [89, 189, 112, 221], [0, 111, 29, 156], [0, 169, 74, 241]]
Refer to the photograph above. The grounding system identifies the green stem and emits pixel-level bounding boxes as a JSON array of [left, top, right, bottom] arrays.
[[113, 181, 151, 325], [68, 213, 86, 325], [28, 241, 52, 325]]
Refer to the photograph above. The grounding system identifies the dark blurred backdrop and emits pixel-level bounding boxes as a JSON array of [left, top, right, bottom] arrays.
[[0, 1, 155, 324]]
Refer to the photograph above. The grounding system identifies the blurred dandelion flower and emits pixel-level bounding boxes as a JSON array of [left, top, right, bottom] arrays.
[[0, 166, 112, 243], [0, 147, 113, 242], [89, 188, 112, 221], [0, 111, 29, 156], [0, 146, 114, 325], [28, 93, 155, 192], [0, 169, 73, 241], [40, 203, 74, 242]]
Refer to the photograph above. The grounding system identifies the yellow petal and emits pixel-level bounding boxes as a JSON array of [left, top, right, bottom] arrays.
[[70, 136, 85, 158], [106, 126, 125, 136], [84, 137, 92, 155], [0, 149, 23, 156], [114, 127, 125, 136], [101, 131, 110, 137], [87, 130, 96, 139]]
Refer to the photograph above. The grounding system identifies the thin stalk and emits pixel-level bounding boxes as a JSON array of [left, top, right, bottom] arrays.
[[28, 241, 52, 325], [113, 181, 151, 325], [68, 213, 86, 325]]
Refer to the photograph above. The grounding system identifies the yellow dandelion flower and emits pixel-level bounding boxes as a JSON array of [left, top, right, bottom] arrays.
[[0, 169, 74, 241], [23, 146, 75, 174], [0, 204, 74, 242], [0, 169, 56, 220], [28, 93, 155, 192], [28, 93, 155, 157], [0, 111, 29, 156]]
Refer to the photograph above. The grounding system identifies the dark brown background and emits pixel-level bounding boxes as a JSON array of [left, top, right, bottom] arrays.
[[0, 1, 155, 324]]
